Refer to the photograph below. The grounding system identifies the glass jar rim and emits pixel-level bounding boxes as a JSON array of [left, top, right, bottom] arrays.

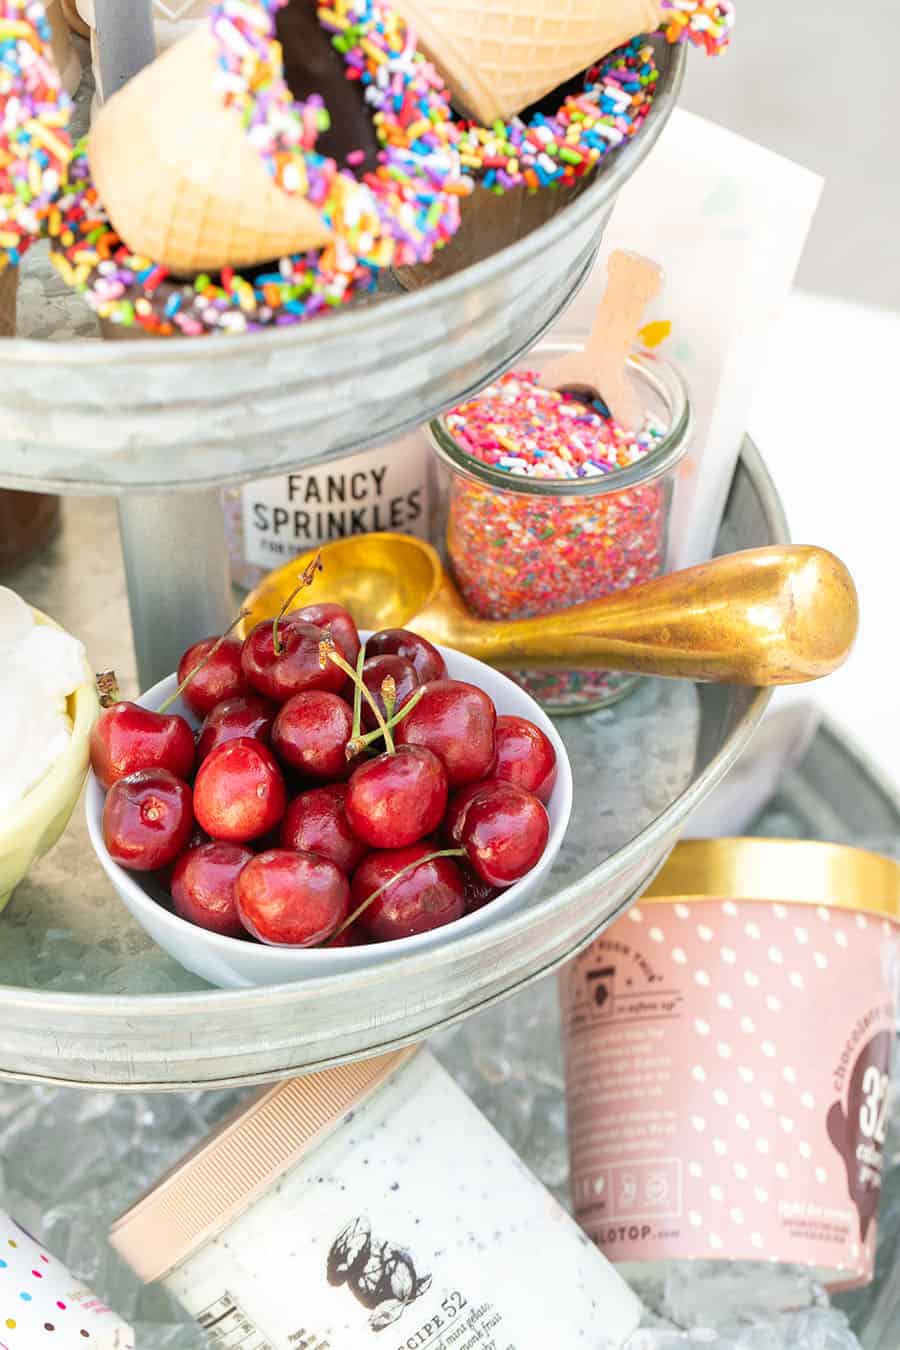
[[428, 349, 692, 499]]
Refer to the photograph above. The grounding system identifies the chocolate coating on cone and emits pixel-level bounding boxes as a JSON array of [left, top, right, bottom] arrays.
[[276, 0, 379, 172]]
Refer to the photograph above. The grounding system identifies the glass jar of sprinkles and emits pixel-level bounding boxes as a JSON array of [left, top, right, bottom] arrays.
[[428, 348, 691, 713]]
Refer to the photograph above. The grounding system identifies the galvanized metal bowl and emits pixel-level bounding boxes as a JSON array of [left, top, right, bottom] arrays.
[[0, 40, 684, 494], [0, 439, 782, 1090]]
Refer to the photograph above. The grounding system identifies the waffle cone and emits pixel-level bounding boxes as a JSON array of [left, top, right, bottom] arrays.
[[394, 0, 662, 122], [88, 30, 332, 275], [0, 268, 18, 338]]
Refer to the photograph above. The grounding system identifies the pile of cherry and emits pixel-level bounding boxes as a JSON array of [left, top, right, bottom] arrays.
[[91, 600, 556, 949]]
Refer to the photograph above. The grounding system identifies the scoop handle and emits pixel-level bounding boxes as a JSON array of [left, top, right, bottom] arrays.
[[540, 250, 663, 429], [449, 547, 859, 686]]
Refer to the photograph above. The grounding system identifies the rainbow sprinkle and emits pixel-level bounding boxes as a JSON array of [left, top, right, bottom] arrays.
[[0, 0, 70, 271], [660, 0, 735, 56], [458, 38, 658, 194], [446, 370, 666, 478]]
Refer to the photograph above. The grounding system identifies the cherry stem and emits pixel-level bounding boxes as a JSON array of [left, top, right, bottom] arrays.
[[347, 683, 426, 755], [320, 639, 395, 753], [96, 670, 120, 709], [350, 640, 367, 746], [272, 550, 323, 655], [326, 848, 466, 943], [158, 609, 249, 714]]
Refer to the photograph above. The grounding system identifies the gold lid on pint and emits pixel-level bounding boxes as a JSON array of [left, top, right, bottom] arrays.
[[643, 838, 900, 919], [109, 1048, 417, 1285]]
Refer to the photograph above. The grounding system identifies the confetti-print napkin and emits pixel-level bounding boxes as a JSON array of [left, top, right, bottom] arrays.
[[0, 1213, 133, 1350]]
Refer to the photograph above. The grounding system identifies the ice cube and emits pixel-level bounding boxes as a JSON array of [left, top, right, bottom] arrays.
[[625, 1310, 863, 1350], [653, 1261, 828, 1330]]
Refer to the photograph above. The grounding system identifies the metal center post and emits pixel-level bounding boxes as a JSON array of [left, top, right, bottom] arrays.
[[93, 0, 234, 684]]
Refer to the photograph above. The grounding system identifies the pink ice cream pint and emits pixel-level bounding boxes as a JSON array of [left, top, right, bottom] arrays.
[[561, 839, 900, 1290]]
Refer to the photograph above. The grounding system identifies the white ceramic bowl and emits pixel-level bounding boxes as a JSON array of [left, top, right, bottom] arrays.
[[85, 640, 573, 988]]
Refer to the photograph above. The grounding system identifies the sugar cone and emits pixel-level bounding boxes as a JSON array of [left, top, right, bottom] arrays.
[[88, 29, 332, 275], [0, 268, 18, 338], [393, 0, 663, 122]]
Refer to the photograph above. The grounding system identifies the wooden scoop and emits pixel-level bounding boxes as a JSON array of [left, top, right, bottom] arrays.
[[240, 534, 859, 688], [539, 250, 663, 430]]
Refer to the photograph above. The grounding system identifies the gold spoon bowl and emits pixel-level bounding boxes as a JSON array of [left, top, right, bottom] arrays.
[[241, 533, 859, 687]]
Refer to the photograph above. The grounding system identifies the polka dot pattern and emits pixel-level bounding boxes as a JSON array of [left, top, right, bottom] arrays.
[[568, 896, 900, 1284], [0, 1217, 130, 1343]]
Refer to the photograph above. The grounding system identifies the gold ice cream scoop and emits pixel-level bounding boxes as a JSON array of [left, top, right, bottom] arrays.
[[241, 534, 858, 687]]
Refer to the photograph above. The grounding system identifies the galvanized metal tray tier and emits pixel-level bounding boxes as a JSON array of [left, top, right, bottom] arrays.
[[0, 39, 684, 494], [0, 438, 780, 1090]]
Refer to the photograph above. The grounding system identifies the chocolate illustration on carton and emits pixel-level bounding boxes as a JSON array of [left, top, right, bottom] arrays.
[[827, 1026, 893, 1242], [327, 1216, 432, 1332]]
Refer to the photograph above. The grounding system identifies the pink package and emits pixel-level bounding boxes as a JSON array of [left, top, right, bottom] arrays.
[[0, 1212, 134, 1348], [560, 839, 900, 1290]]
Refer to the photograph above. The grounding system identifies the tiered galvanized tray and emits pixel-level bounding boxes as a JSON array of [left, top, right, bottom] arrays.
[[0, 33, 781, 1092]]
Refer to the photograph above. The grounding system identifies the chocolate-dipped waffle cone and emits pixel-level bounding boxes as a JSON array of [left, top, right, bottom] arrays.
[[88, 29, 332, 275], [393, 0, 662, 122]]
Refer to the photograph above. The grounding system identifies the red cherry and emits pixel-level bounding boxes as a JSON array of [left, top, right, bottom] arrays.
[[176, 636, 250, 719], [236, 849, 349, 946], [461, 866, 501, 914], [491, 715, 557, 803], [90, 702, 195, 790], [272, 691, 354, 780], [196, 694, 277, 764], [460, 783, 549, 887], [346, 745, 447, 849], [158, 822, 210, 888], [366, 629, 447, 683], [351, 843, 465, 942], [241, 619, 347, 703], [279, 785, 369, 873], [360, 654, 418, 732], [102, 769, 194, 872], [193, 738, 286, 843], [444, 778, 504, 845], [170, 841, 253, 938], [395, 680, 496, 787], [292, 603, 361, 665]]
